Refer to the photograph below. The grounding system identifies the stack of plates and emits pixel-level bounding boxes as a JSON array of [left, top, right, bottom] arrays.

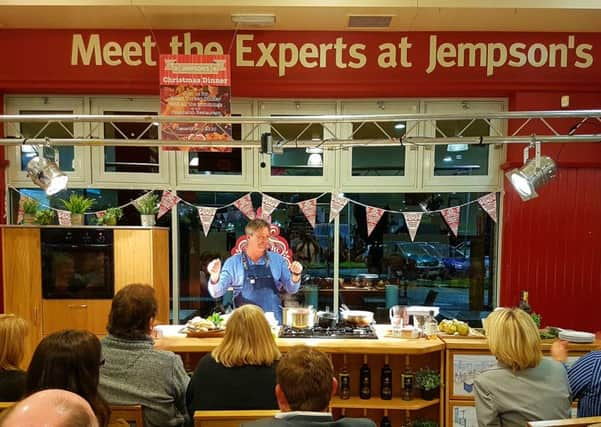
[[558, 330, 595, 343]]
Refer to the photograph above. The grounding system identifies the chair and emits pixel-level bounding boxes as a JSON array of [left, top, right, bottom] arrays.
[[528, 417, 601, 427], [108, 405, 144, 427], [194, 409, 279, 427]]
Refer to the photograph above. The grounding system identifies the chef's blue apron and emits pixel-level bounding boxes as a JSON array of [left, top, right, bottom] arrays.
[[234, 252, 282, 323]]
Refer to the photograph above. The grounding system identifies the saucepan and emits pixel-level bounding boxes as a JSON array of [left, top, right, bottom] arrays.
[[316, 310, 337, 328], [339, 305, 374, 326], [286, 306, 315, 329]]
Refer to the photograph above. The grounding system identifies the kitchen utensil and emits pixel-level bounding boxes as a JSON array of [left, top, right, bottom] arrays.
[[340, 309, 374, 326], [288, 307, 315, 329], [316, 311, 337, 328]]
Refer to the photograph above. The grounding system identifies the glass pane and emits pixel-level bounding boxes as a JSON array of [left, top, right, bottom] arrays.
[[434, 120, 490, 176], [19, 110, 75, 172], [103, 111, 159, 173], [270, 122, 324, 176], [177, 192, 331, 323], [187, 115, 242, 176], [352, 122, 406, 176], [340, 192, 495, 325]]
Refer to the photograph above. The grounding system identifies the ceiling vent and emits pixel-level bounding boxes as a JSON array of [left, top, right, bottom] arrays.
[[348, 15, 393, 28]]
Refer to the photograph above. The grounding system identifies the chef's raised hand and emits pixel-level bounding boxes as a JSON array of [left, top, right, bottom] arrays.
[[289, 261, 303, 281], [207, 258, 221, 283]]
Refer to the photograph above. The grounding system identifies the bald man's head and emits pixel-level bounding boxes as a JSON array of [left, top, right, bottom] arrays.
[[0, 389, 99, 427]]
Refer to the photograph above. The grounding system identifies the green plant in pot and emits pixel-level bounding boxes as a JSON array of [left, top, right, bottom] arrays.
[[415, 368, 441, 400], [60, 194, 94, 226], [97, 207, 123, 226], [34, 209, 56, 225], [22, 198, 39, 224], [413, 420, 439, 427], [135, 193, 159, 226]]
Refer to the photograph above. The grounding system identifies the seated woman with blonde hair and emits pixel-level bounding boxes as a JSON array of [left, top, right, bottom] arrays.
[[474, 307, 571, 427], [186, 304, 280, 423], [0, 314, 28, 401]]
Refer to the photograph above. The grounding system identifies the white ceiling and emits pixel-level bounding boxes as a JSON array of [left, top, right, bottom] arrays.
[[0, 1, 601, 31]]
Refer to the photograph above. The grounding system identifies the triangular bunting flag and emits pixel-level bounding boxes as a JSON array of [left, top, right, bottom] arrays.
[[477, 193, 498, 223], [261, 194, 280, 219], [233, 193, 256, 220], [57, 210, 71, 226], [157, 190, 181, 219], [441, 206, 461, 237], [96, 210, 106, 219], [366, 206, 385, 237], [402, 212, 423, 242], [329, 193, 349, 223], [197, 207, 218, 237], [298, 198, 317, 228]]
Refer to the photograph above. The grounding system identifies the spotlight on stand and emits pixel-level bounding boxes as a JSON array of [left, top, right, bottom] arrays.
[[505, 141, 556, 202], [26, 143, 68, 195]]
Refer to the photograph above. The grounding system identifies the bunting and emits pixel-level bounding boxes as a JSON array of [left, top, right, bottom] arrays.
[[17, 195, 25, 224], [402, 212, 423, 242], [477, 193, 498, 223], [298, 198, 317, 228], [57, 210, 71, 226], [366, 206, 385, 237], [261, 194, 280, 219], [329, 193, 349, 223], [157, 190, 181, 219], [441, 206, 461, 237], [233, 193, 256, 220], [197, 207, 218, 236]]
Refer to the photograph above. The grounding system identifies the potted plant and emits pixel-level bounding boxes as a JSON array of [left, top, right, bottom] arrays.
[[415, 368, 441, 400], [97, 207, 123, 226], [135, 193, 159, 226], [22, 198, 39, 224], [413, 420, 439, 427], [34, 209, 55, 225], [60, 194, 94, 226]]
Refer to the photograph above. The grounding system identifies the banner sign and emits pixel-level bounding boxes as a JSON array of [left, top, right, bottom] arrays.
[[402, 212, 423, 242], [157, 190, 181, 219], [261, 194, 280, 219], [197, 206, 218, 236], [477, 193, 498, 223], [233, 193, 256, 220], [298, 198, 317, 229], [159, 54, 232, 149], [366, 206, 385, 237], [329, 193, 349, 223], [441, 206, 461, 237], [0, 31, 599, 95]]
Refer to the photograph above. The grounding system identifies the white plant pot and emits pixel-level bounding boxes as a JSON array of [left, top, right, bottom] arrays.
[[70, 213, 84, 226], [141, 214, 156, 227], [23, 213, 36, 225]]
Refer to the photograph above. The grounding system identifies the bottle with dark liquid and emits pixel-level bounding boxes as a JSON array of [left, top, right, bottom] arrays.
[[338, 366, 350, 400], [380, 416, 392, 427], [401, 366, 414, 401], [380, 364, 393, 400], [519, 290, 532, 314], [359, 363, 371, 399]]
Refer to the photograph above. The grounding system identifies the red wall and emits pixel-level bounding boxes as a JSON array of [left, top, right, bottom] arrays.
[[503, 92, 601, 330]]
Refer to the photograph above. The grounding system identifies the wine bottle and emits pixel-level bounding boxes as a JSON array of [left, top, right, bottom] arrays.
[[401, 366, 414, 401], [338, 366, 350, 400], [519, 290, 532, 314], [380, 364, 393, 400], [380, 416, 392, 427], [359, 363, 371, 399]]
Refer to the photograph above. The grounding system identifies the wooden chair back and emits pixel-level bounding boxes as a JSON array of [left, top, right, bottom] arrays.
[[108, 404, 144, 427], [194, 409, 279, 427], [528, 417, 601, 427]]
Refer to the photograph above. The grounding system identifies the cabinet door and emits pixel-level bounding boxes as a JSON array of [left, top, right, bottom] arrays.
[[42, 299, 111, 335], [2, 228, 42, 367]]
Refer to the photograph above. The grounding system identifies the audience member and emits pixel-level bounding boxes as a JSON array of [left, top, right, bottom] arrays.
[[551, 340, 601, 416], [186, 304, 279, 424], [243, 346, 376, 427], [474, 308, 571, 426], [0, 388, 99, 427], [0, 314, 27, 401], [99, 283, 189, 427], [26, 329, 110, 427]]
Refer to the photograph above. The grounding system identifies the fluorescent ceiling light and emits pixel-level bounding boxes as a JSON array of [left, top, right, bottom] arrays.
[[306, 147, 323, 154], [394, 123, 406, 130], [231, 14, 276, 26]]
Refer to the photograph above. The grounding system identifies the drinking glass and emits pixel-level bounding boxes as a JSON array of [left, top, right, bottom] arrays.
[[389, 305, 406, 336]]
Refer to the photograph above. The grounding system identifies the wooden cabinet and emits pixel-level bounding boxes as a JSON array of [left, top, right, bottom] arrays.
[[1, 226, 170, 365]]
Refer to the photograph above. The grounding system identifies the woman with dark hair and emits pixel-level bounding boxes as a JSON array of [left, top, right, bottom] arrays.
[[26, 329, 110, 427], [99, 283, 189, 427]]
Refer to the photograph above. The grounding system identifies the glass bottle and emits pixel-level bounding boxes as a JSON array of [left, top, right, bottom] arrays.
[[425, 310, 439, 339], [380, 364, 393, 400], [338, 366, 351, 400], [359, 363, 371, 399], [401, 366, 414, 401], [380, 416, 392, 427], [519, 290, 532, 314]]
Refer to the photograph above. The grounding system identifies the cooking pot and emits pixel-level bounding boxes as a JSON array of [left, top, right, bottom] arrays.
[[339, 309, 374, 326], [316, 311, 337, 328], [286, 307, 315, 329]]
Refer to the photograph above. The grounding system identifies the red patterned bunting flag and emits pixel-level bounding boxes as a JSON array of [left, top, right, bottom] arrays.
[[17, 195, 26, 224], [402, 212, 423, 242], [157, 190, 181, 219], [441, 206, 461, 237], [233, 194, 256, 220], [57, 210, 71, 226], [298, 198, 317, 228], [96, 210, 106, 219], [197, 206, 218, 237], [477, 193, 498, 223], [366, 206, 385, 237], [329, 193, 349, 223], [261, 194, 280, 219]]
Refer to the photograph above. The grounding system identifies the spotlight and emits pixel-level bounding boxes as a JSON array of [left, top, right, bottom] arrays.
[[26, 156, 68, 195], [505, 142, 557, 201], [306, 147, 323, 166]]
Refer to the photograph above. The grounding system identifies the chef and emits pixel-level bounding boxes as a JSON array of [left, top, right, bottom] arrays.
[[207, 218, 303, 324]]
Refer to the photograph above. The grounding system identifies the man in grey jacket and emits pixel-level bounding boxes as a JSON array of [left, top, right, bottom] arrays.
[[243, 346, 375, 427], [99, 284, 190, 427]]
